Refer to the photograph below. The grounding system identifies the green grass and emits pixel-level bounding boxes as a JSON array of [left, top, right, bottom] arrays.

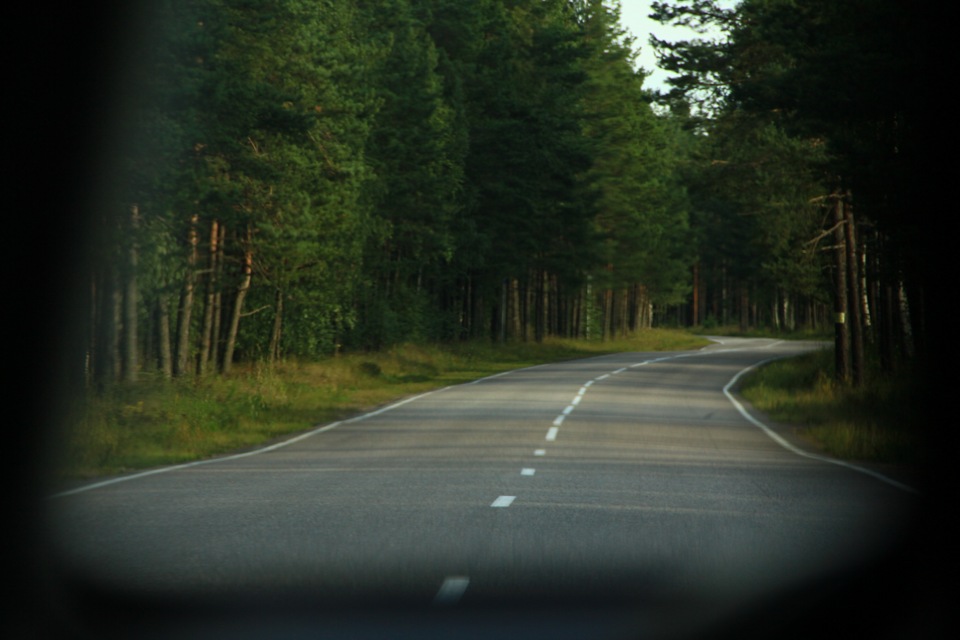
[[53, 330, 708, 481], [55, 332, 923, 483], [738, 348, 924, 466]]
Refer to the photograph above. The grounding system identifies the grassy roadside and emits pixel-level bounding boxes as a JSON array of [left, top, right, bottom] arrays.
[[53, 330, 708, 481], [737, 347, 925, 467], [53, 329, 922, 484]]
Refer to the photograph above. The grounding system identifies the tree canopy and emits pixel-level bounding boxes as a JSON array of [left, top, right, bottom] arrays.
[[62, 0, 935, 388]]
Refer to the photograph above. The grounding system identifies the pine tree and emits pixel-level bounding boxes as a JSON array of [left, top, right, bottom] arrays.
[[353, 0, 466, 348], [578, 0, 692, 335]]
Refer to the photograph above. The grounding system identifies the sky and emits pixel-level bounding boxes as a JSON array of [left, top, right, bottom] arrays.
[[616, 1, 728, 92], [617, 1, 681, 91]]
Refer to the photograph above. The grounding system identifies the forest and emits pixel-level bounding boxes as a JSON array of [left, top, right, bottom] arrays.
[[68, 0, 937, 389]]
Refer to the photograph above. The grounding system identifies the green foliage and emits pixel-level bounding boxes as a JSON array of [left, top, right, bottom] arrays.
[[580, 1, 692, 299], [652, 0, 931, 340], [690, 115, 831, 294], [86, 0, 737, 380]]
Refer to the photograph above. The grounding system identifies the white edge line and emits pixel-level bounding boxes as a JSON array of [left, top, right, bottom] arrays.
[[344, 390, 439, 423], [467, 361, 555, 385], [723, 359, 919, 494], [50, 340, 816, 500], [50, 388, 446, 499]]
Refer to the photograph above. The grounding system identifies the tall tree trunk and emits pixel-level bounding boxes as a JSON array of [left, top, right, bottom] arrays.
[[692, 262, 701, 327], [91, 267, 120, 385], [832, 195, 850, 384], [122, 205, 139, 383], [897, 280, 914, 361], [738, 285, 749, 333], [534, 268, 545, 343], [548, 274, 559, 337], [624, 288, 631, 334], [771, 290, 781, 332], [269, 288, 283, 363], [175, 214, 199, 377], [198, 219, 220, 376], [212, 222, 225, 369], [157, 296, 173, 379], [222, 229, 253, 375], [584, 276, 594, 340], [511, 278, 521, 340], [843, 198, 864, 386], [499, 277, 507, 343], [603, 288, 611, 339], [859, 240, 873, 337], [110, 275, 122, 382], [721, 264, 730, 325], [879, 280, 896, 372]]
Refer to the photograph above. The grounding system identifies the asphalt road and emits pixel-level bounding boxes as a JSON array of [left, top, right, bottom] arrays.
[[44, 338, 922, 638]]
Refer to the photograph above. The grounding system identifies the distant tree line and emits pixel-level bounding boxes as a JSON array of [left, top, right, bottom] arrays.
[[78, 0, 929, 386], [650, 0, 932, 384]]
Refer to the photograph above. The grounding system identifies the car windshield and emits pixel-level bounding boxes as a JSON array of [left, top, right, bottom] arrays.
[[19, 1, 943, 638]]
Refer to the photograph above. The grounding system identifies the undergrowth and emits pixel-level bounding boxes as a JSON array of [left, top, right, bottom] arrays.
[[54, 330, 708, 482], [738, 348, 924, 466]]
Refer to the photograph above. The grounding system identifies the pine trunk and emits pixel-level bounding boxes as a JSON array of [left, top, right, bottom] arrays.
[[110, 277, 122, 382], [212, 222, 225, 369], [175, 215, 199, 377], [843, 199, 864, 386], [738, 285, 749, 333], [222, 231, 253, 375], [198, 219, 220, 376], [157, 296, 173, 379], [122, 205, 139, 383], [91, 267, 120, 385], [692, 262, 701, 326], [832, 196, 850, 383], [269, 289, 283, 363]]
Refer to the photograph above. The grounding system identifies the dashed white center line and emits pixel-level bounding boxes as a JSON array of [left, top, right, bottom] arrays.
[[534, 449, 546, 456], [597, 373, 610, 381], [546, 426, 559, 441], [572, 395, 582, 405], [552, 415, 565, 426], [521, 468, 536, 476], [613, 367, 627, 374], [434, 576, 470, 605], [491, 496, 515, 507]]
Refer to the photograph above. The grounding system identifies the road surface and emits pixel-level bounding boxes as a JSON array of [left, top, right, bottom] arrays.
[[45, 338, 920, 638]]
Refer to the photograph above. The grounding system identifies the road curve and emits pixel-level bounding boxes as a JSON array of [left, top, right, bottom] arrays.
[[45, 338, 920, 638]]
